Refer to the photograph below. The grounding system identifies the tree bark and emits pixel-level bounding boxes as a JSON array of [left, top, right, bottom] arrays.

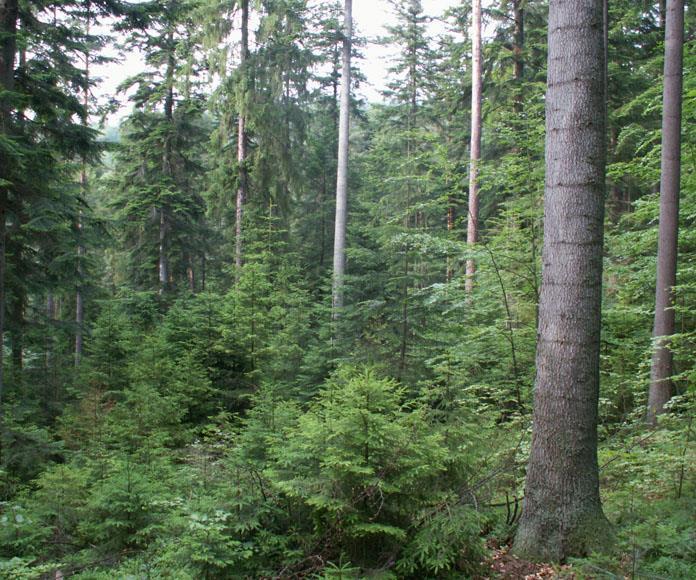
[[647, 0, 683, 424], [465, 0, 482, 294], [0, 0, 17, 409], [158, 207, 168, 291], [234, 0, 249, 281], [512, 0, 524, 114], [76, 4, 89, 366], [446, 198, 455, 281], [331, 0, 351, 318], [513, 0, 611, 561], [159, 30, 175, 295]]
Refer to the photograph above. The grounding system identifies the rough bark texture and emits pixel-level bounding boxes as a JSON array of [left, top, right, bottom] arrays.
[[465, 0, 482, 294], [647, 0, 683, 424], [234, 0, 249, 280], [513, 0, 611, 561], [0, 0, 17, 405], [331, 0, 352, 317]]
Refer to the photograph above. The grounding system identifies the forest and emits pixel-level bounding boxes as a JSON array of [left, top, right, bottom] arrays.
[[0, 0, 694, 577]]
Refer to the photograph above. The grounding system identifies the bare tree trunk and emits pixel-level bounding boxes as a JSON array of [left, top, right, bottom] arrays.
[[159, 207, 168, 291], [159, 30, 175, 295], [512, 0, 524, 114], [446, 198, 455, 281], [0, 0, 17, 409], [76, 4, 89, 366], [45, 293, 54, 375], [647, 0, 684, 424], [234, 0, 249, 281], [513, 0, 611, 561], [465, 0, 482, 294], [187, 255, 195, 292], [10, 287, 23, 373], [331, 0, 352, 318]]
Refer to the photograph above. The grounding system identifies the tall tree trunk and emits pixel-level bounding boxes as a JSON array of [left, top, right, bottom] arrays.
[[446, 197, 455, 281], [10, 286, 23, 373], [159, 30, 174, 295], [331, 0, 352, 318], [76, 4, 89, 366], [187, 254, 195, 292], [234, 0, 249, 281], [465, 0, 482, 294], [513, 0, 611, 561], [45, 293, 54, 382], [158, 207, 168, 291], [512, 0, 524, 114], [647, 0, 684, 424], [0, 0, 17, 411]]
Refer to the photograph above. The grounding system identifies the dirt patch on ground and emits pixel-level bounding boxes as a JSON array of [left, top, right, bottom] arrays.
[[479, 544, 575, 579]]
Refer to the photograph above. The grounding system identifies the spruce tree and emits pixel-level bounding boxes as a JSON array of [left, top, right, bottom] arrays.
[[513, 0, 611, 560]]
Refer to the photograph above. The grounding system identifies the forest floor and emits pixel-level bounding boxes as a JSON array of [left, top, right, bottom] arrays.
[[480, 543, 576, 579]]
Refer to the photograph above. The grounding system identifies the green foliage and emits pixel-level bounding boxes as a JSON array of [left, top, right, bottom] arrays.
[[268, 367, 483, 574], [1, 0, 694, 578]]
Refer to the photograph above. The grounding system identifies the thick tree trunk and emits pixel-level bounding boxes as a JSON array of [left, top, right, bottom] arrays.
[[647, 0, 683, 424], [513, 0, 611, 561], [465, 0, 482, 294], [234, 0, 249, 280], [331, 0, 352, 317]]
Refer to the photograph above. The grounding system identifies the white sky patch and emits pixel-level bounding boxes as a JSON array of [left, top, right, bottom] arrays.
[[93, 0, 463, 124]]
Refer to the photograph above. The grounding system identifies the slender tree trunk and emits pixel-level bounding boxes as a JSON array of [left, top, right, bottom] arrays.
[[45, 294, 54, 378], [647, 0, 684, 424], [512, 0, 524, 114], [0, 0, 17, 410], [446, 198, 455, 281], [465, 0, 482, 294], [513, 0, 611, 561], [0, 205, 4, 409], [158, 207, 168, 291], [10, 286, 23, 373], [331, 0, 352, 318], [159, 31, 175, 295], [187, 255, 195, 292], [76, 4, 89, 366], [234, 0, 249, 281]]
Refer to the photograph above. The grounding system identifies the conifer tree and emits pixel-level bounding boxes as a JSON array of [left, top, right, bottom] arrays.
[[331, 0, 351, 318], [514, 0, 611, 561], [465, 0, 482, 294], [647, 0, 684, 423], [234, 0, 249, 278]]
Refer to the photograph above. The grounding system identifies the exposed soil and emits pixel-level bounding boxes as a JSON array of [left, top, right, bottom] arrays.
[[479, 544, 576, 579]]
